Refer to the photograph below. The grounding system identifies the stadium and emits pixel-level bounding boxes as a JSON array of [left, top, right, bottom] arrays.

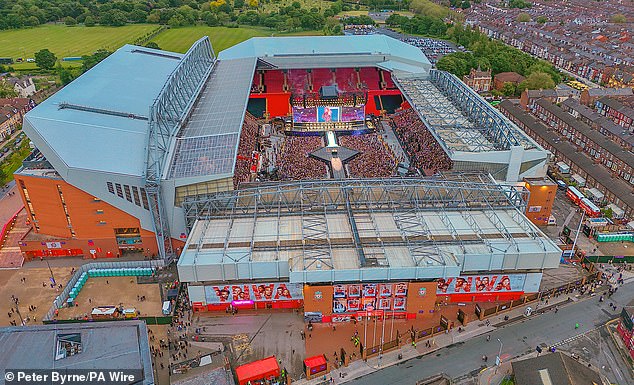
[[15, 35, 559, 313]]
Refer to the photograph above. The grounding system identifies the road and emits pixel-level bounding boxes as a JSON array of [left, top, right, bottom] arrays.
[[346, 282, 633, 385]]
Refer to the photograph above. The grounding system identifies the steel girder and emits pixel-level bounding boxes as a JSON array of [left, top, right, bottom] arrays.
[[182, 178, 527, 227], [145, 37, 216, 261], [428, 70, 535, 151]]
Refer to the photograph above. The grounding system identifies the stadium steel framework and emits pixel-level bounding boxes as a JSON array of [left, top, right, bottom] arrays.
[[145, 37, 216, 260], [181, 177, 548, 270], [428, 69, 535, 151], [396, 70, 535, 154]]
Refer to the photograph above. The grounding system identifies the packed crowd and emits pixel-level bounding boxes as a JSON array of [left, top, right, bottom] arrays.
[[277, 136, 327, 180], [390, 108, 452, 175], [403, 37, 457, 64], [338, 133, 399, 178], [233, 112, 259, 189]]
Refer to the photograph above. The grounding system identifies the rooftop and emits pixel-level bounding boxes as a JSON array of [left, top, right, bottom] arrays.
[[512, 352, 603, 385], [24, 45, 183, 177], [0, 321, 153, 384], [535, 99, 634, 168], [219, 35, 431, 75], [500, 100, 634, 210], [178, 177, 561, 283]]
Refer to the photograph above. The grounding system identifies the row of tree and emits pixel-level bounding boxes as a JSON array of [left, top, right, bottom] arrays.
[[0, 0, 354, 31]]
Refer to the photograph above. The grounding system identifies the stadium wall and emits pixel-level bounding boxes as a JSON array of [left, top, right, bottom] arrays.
[[15, 173, 159, 259], [249, 93, 291, 118]]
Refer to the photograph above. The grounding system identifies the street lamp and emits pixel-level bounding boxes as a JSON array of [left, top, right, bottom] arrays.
[[45, 258, 56, 286], [496, 338, 503, 366]]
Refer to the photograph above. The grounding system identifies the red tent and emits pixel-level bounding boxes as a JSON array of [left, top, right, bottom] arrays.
[[235, 356, 280, 385], [304, 355, 327, 376]]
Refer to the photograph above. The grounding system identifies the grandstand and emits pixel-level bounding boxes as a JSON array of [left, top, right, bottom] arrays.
[[178, 176, 561, 308], [17, 34, 550, 263]]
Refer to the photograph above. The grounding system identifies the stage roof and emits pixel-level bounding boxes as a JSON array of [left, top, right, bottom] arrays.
[[24, 45, 183, 177], [219, 35, 431, 75]]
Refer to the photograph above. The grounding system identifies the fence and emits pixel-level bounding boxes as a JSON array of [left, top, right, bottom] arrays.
[[584, 255, 634, 264], [475, 272, 597, 320], [0, 207, 21, 249], [43, 260, 165, 321]]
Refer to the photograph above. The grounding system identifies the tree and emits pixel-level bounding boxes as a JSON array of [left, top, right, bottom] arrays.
[[57, 63, 75, 85], [536, 15, 547, 24], [145, 42, 161, 50], [501, 82, 517, 97], [516, 12, 530, 22], [518, 71, 555, 91], [64, 16, 77, 25], [323, 17, 342, 36], [84, 15, 96, 26], [611, 13, 626, 23], [0, 80, 17, 98], [35, 49, 57, 70], [247, 0, 258, 7]]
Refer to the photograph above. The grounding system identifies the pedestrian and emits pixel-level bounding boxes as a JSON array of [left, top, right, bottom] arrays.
[[486, 335, 490, 342]]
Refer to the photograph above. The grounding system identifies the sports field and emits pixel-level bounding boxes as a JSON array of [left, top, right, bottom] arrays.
[[150, 26, 321, 53], [0, 24, 159, 59], [150, 26, 271, 53]]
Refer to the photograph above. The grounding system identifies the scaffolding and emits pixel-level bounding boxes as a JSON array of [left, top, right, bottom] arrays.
[[144, 37, 216, 261]]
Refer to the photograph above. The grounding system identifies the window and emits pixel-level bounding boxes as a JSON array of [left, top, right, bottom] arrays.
[[115, 184, 123, 198], [96, 210, 104, 214], [107, 182, 114, 194], [55, 333, 82, 360], [124, 185, 132, 202], [98, 221, 107, 225], [140, 188, 149, 210], [132, 187, 141, 207]]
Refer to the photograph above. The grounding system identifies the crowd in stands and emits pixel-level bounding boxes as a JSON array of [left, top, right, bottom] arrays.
[[233, 112, 259, 188], [402, 37, 457, 64], [277, 136, 327, 180], [390, 108, 452, 175], [338, 133, 399, 178]]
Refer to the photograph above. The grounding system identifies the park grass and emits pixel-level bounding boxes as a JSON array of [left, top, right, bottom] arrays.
[[0, 24, 159, 59], [151, 26, 321, 54]]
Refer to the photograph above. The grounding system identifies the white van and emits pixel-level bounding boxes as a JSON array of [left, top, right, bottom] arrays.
[[548, 215, 557, 226], [162, 301, 172, 315]]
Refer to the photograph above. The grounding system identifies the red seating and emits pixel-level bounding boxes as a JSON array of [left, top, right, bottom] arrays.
[[335, 68, 358, 92], [359, 67, 381, 90], [382, 71, 395, 89], [311, 68, 335, 91], [263, 70, 285, 93], [287, 69, 309, 94]]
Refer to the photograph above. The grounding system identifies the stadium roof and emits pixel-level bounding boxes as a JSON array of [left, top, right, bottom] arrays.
[[0, 321, 153, 384], [168, 57, 257, 182], [219, 35, 431, 74], [24, 45, 183, 177], [178, 177, 561, 284]]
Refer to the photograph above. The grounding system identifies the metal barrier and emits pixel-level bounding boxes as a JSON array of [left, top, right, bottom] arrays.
[[43, 260, 165, 321]]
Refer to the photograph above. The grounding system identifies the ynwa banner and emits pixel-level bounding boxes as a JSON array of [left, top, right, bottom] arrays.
[[205, 283, 303, 303], [436, 274, 526, 294]]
